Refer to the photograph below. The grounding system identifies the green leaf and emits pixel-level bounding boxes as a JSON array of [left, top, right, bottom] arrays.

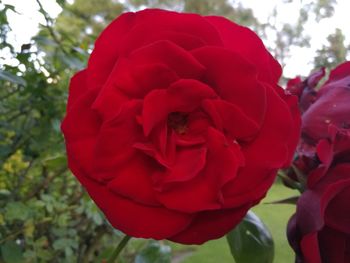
[[226, 211, 274, 263], [0, 70, 26, 86], [1, 241, 23, 263], [265, 196, 299, 205], [135, 241, 171, 263], [5, 202, 31, 221], [43, 155, 67, 169]]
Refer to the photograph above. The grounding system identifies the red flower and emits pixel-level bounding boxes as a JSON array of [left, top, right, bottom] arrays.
[[61, 9, 300, 244], [286, 67, 325, 113], [288, 127, 350, 263], [302, 62, 350, 144]]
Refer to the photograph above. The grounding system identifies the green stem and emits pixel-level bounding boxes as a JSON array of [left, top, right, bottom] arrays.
[[277, 170, 304, 193], [106, 235, 132, 263]]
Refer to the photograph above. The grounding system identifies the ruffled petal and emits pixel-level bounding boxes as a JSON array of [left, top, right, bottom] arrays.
[[206, 16, 282, 85]]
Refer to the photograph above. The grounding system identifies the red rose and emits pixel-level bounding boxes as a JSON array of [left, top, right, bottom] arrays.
[[61, 9, 300, 244], [288, 127, 350, 263], [302, 62, 350, 144]]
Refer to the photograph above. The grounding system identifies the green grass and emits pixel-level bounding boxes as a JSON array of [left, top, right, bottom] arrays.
[[171, 182, 299, 263]]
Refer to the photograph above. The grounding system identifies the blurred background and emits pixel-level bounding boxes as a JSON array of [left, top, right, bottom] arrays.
[[0, 0, 348, 262]]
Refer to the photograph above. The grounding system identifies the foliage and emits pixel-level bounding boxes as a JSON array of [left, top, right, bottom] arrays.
[[0, 0, 349, 262], [0, 1, 122, 262], [314, 28, 348, 68], [226, 211, 274, 263]]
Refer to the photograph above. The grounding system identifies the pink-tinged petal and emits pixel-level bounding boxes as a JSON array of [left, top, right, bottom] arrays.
[[206, 16, 282, 85], [67, 154, 193, 239], [300, 233, 322, 263], [87, 12, 136, 89], [130, 40, 205, 79], [202, 99, 260, 141], [67, 70, 88, 111], [107, 153, 160, 206], [155, 128, 244, 213], [142, 79, 217, 136], [191, 47, 266, 125], [169, 205, 250, 244]]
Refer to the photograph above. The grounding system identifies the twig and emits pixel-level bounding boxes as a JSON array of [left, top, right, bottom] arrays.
[[34, 0, 68, 55]]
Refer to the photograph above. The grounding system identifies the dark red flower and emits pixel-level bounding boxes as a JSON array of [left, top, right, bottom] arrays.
[[302, 62, 350, 144], [288, 127, 350, 263], [286, 68, 325, 113], [61, 9, 300, 244]]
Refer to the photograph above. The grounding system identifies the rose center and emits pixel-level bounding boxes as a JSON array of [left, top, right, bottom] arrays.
[[167, 112, 188, 134]]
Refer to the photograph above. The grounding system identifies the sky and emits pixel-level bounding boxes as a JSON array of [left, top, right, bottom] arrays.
[[1, 0, 350, 78]]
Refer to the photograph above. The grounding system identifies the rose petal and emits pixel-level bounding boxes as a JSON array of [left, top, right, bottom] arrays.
[[300, 233, 322, 263], [130, 40, 205, 79], [168, 205, 249, 244], [107, 153, 160, 206], [67, 70, 88, 111], [319, 227, 348, 263], [152, 146, 207, 187], [206, 16, 282, 85], [93, 100, 143, 181], [155, 128, 244, 213], [202, 99, 260, 141], [142, 79, 217, 136], [67, 154, 193, 239], [192, 46, 266, 125], [87, 12, 136, 89]]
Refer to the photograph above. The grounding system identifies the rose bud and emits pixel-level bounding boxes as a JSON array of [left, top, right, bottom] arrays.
[[286, 67, 325, 113], [61, 9, 300, 244], [287, 127, 350, 263], [302, 62, 350, 145]]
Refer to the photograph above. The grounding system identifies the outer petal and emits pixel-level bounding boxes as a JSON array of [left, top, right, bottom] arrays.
[[168, 205, 249, 244], [67, 69, 88, 111], [192, 46, 266, 125], [67, 154, 194, 240], [130, 40, 205, 79], [300, 233, 322, 263], [206, 16, 282, 85], [302, 84, 350, 143], [87, 12, 136, 89], [319, 227, 348, 263]]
